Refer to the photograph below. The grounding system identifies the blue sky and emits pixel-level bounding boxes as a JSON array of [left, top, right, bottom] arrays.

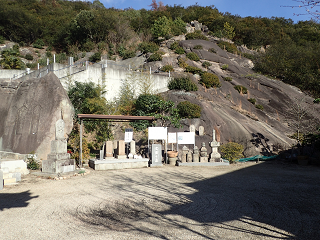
[[96, 0, 314, 23]]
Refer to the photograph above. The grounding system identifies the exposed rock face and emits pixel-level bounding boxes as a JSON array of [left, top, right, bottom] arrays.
[[0, 72, 74, 160], [159, 38, 320, 156]]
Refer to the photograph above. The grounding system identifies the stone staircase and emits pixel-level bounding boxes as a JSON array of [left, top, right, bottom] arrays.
[[0, 151, 29, 190]]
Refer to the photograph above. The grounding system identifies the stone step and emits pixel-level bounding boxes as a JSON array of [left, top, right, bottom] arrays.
[[4, 177, 17, 185]]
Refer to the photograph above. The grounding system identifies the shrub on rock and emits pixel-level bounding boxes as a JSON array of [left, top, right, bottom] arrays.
[[168, 77, 198, 91], [177, 101, 201, 118], [200, 72, 221, 88]]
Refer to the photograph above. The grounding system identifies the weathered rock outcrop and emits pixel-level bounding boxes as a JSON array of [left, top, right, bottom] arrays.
[[0, 72, 74, 160]]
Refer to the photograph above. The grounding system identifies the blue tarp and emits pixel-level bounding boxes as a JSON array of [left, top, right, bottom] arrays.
[[237, 155, 278, 162]]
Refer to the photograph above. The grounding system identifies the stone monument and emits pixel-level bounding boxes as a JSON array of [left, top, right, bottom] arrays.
[[193, 146, 200, 162], [116, 140, 127, 159], [42, 119, 75, 173], [181, 146, 189, 163], [151, 144, 162, 167], [199, 126, 204, 136], [200, 142, 208, 162], [105, 141, 114, 159], [189, 125, 195, 133], [210, 129, 221, 162]]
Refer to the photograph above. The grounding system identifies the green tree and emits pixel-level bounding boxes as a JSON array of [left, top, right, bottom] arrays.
[[219, 142, 244, 163], [151, 16, 171, 38]]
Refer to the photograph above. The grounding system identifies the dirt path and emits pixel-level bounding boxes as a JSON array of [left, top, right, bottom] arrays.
[[1, 162, 320, 240]]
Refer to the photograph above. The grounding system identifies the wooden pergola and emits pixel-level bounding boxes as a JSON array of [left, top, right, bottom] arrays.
[[77, 114, 155, 167]]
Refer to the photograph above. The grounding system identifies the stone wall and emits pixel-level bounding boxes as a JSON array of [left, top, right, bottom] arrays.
[[0, 73, 74, 160]]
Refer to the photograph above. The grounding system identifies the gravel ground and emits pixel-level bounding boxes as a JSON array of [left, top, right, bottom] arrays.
[[1, 161, 320, 240]]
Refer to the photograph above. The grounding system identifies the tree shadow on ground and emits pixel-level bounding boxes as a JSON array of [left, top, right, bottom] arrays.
[[0, 190, 38, 211], [72, 163, 320, 239]]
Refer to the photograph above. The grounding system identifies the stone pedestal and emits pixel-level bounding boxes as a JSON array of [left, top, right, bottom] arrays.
[[42, 119, 75, 173], [168, 157, 177, 166]]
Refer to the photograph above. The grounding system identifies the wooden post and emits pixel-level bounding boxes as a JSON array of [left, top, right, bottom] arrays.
[[80, 119, 83, 167]]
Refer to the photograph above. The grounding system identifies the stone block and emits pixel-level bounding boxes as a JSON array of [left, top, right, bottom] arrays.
[[151, 144, 162, 166], [42, 159, 75, 173], [4, 178, 16, 185]]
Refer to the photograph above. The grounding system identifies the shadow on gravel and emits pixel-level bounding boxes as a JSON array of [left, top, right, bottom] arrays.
[[0, 190, 38, 211], [73, 162, 320, 239]]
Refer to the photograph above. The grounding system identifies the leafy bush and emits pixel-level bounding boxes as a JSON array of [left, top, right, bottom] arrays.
[[217, 41, 239, 54], [221, 64, 229, 70], [313, 98, 320, 103], [186, 52, 200, 61], [33, 39, 45, 49], [56, 53, 67, 63], [89, 52, 101, 62], [175, 47, 185, 54], [46, 51, 52, 58], [177, 101, 201, 118], [0, 36, 5, 44], [234, 85, 248, 94], [200, 72, 221, 88], [170, 41, 179, 50], [26, 63, 37, 69], [27, 157, 40, 170], [193, 45, 203, 49], [168, 77, 198, 91], [202, 61, 212, 68], [185, 66, 204, 75], [148, 52, 162, 62], [219, 142, 244, 163], [25, 54, 33, 60], [248, 98, 256, 105], [208, 48, 216, 53], [0, 49, 25, 69], [223, 76, 232, 81], [178, 58, 188, 68], [121, 50, 136, 60], [138, 42, 159, 54], [255, 104, 264, 110], [161, 65, 174, 72], [186, 30, 208, 40]]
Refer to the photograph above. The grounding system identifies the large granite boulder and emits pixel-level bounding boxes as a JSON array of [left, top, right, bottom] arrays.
[[0, 72, 74, 160]]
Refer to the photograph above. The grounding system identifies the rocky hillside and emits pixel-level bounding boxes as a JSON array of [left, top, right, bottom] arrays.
[[134, 35, 320, 157]]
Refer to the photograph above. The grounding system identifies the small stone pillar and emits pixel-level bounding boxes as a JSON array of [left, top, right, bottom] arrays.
[[105, 141, 114, 159], [200, 142, 208, 162], [189, 124, 195, 133], [210, 129, 221, 162], [117, 140, 127, 159], [181, 146, 189, 163], [193, 146, 200, 162]]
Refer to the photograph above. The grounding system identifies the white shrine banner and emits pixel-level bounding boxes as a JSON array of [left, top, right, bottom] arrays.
[[177, 132, 195, 144], [148, 127, 167, 140], [168, 132, 177, 143]]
